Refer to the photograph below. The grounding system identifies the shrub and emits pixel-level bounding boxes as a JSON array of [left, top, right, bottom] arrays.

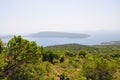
[[83, 54, 116, 80]]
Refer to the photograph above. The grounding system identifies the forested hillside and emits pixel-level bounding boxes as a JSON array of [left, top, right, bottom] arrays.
[[0, 36, 120, 80], [45, 44, 98, 52]]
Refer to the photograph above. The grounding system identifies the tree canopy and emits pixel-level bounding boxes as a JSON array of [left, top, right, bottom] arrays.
[[0, 36, 120, 80]]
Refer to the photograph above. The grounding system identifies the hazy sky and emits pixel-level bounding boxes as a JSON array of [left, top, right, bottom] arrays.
[[0, 0, 120, 35]]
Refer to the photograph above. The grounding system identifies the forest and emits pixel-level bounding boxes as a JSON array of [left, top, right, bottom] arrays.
[[0, 36, 120, 80]]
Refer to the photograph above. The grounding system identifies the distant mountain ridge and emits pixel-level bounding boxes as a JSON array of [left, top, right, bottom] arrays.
[[101, 41, 120, 45], [26, 31, 90, 38]]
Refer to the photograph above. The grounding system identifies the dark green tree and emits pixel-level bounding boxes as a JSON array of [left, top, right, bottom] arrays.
[[42, 49, 59, 63], [1, 36, 41, 79], [60, 56, 64, 63], [0, 40, 4, 53]]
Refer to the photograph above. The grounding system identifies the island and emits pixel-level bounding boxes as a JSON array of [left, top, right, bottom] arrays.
[[26, 31, 90, 39]]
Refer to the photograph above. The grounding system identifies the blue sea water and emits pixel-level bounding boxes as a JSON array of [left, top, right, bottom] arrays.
[[23, 35, 120, 46], [2, 32, 120, 46]]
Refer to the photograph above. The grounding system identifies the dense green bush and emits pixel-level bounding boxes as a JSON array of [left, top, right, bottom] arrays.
[[0, 36, 120, 80], [0, 36, 41, 79], [78, 50, 88, 58], [83, 54, 116, 80], [42, 50, 59, 64]]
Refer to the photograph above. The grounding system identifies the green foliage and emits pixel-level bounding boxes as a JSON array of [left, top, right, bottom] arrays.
[[45, 44, 98, 52], [60, 56, 64, 63], [1, 36, 41, 79], [59, 73, 70, 80], [6, 36, 40, 62], [110, 53, 120, 58], [0, 40, 4, 53], [78, 50, 88, 58], [83, 54, 116, 80], [65, 51, 76, 57], [0, 36, 120, 80], [42, 50, 59, 64]]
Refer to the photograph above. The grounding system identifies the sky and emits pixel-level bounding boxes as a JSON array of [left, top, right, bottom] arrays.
[[0, 0, 120, 35]]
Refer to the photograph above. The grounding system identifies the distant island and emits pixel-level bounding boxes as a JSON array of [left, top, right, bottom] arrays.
[[0, 35, 13, 39], [101, 41, 120, 45], [26, 31, 90, 39], [0, 31, 90, 39]]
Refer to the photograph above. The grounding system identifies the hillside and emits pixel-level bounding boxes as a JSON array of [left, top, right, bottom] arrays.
[[46, 44, 120, 54], [45, 43, 98, 52], [27, 31, 90, 38], [1, 36, 120, 80]]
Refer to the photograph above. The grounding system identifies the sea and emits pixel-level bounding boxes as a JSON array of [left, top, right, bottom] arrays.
[[2, 31, 120, 46]]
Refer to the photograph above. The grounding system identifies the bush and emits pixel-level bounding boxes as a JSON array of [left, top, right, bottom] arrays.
[[60, 56, 64, 63], [78, 50, 88, 58], [83, 54, 116, 80], [59, 73, 70, 80], [42, 50, 59, 64]]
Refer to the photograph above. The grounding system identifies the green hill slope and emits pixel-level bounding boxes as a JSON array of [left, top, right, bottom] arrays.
[[45, 44, 98, 52], [45, 44, 120, 54]]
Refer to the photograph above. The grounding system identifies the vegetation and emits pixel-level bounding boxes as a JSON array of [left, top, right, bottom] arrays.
[[0, 36, 120, 80]]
